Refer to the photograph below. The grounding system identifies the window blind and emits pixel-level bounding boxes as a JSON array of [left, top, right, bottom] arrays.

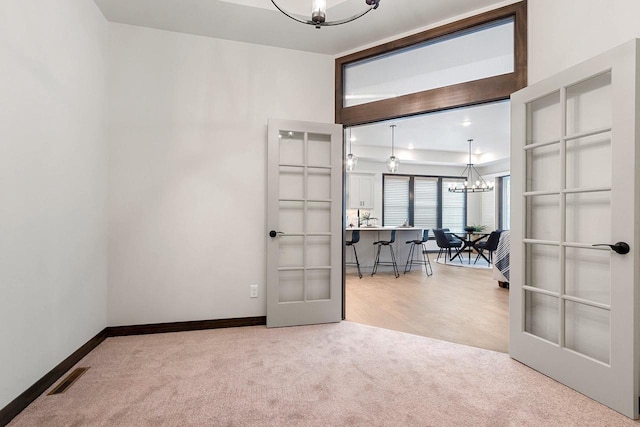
[[382, 175, 467, 229], [442, 179, 465, 231], [414, 177, 438, 229], [383, 176, 410, 226]]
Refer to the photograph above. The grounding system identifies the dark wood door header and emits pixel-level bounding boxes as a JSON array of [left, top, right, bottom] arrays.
[[335, 1, 527, 126]]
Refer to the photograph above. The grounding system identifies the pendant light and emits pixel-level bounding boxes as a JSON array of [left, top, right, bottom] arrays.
[[346, 128, 358, 172], [271, 0, 381, 30], [386, 124, 399, 173], [448, 139, 494, 193]]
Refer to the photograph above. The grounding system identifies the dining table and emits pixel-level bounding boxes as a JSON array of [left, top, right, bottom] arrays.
[[447, 231, 491, 264]]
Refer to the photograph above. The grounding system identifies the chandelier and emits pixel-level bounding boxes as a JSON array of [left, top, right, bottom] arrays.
[[448, 139, 494, 193], [270, 0, 381, 29]]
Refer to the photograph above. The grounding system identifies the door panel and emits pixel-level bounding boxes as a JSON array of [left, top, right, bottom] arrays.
[[510, 40, 640, 419], [267, 119, 343, 328], [566, 132, 612, 188]]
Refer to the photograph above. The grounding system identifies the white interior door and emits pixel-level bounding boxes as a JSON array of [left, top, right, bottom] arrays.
[[510, 39, 640, 418], [266, 119, 343, 328]]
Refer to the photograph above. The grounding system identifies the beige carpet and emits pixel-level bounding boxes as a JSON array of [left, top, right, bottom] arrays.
[[9, 322, 638, 426]]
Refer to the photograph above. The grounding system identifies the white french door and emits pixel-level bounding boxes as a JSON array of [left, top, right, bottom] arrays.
[[510, 40, 640, 418], [266, 119, 343, 328]]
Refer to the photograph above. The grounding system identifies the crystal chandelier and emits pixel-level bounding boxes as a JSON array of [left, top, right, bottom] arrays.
[[271, 0, 381, 29], [386, 124, 399, 173], [448, 139, 494, 193]]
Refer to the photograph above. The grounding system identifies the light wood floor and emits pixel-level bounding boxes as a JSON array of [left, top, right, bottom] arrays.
[[345, 261, 509, 353]]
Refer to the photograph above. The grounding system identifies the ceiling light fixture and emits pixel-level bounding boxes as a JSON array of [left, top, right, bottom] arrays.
[[271, 0, 381, 29], [386, 124, 399, 173], [346, 128, 358, 172], [448, 139, 494, 193]]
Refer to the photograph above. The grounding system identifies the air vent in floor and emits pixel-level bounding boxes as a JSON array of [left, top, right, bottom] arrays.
[[48, 367, 89, 395]]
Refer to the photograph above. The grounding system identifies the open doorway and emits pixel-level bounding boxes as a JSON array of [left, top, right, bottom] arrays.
[[343, 100, 511, 353], [335, 3, 526, 354]]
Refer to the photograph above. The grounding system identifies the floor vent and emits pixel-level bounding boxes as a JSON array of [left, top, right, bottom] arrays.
[[48, 367, 89, 395]]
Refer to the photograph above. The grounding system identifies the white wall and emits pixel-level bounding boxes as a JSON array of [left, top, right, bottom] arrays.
[[479, 161, 510, 230], [107, 24, 334, 326], [528, 0, 640, 83], [0, 0, 108, 409]]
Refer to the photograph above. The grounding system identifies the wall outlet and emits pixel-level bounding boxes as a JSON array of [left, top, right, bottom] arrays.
[[250, 284, 259, 298]]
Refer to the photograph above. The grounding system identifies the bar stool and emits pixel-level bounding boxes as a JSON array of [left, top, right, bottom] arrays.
[[346, 230, 362, 279], [371, 230, 399, 278], [403, 229, 433, 276]]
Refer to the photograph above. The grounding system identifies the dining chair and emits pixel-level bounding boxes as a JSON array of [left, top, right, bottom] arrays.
[[441, 228, 463, 245], [432, 228, 463, 264], [474, 230, 502, 265]]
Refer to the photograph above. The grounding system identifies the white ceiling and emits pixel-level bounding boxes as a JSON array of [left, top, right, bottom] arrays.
[[93, 0, 510, 55], [93, 0, 513, 165], [349, 100, 510, 166]]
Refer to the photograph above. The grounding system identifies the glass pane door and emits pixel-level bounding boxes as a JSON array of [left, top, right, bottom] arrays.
[[267, 120, 343, 328], [510, 40, 639, 419], [523, 72, 613, 362]]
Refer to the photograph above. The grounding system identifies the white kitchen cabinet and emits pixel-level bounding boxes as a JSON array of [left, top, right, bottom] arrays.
[[348, 173, 374, 209]]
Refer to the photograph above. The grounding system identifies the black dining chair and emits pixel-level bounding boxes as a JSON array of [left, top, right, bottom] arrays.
[[473, 230, 502, 265], [441, 228, 463, 245], [403, 229, 433, 276], [372, 230, 399, 278], [432, 228, 463, 264], [346, 230, 362, 279], [474, 230, 502, 265]]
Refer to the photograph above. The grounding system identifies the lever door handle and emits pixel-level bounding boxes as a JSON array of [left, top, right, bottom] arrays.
[[269, 230, 285, 238], [592, 242, 630, 255]]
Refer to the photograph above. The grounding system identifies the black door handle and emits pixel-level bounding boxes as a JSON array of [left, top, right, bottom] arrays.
[[269, 230, 284, 238], [592, 242, 630, 255]]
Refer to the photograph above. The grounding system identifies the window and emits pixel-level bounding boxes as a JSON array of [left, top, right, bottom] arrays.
[[414, 177, 438, 229], [441, 179, 466, 231], [499, 175, 511, 229], [383, 174, 466, 229], [383, 176, 410, 226], [343, 19, 515, 108], [335, 1, 527, 126]]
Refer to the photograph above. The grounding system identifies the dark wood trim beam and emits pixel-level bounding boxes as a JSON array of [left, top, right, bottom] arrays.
[[340, 74, 516, 126], [0, 328, 108, 427], [335, 0, 527, 126], [514, 0, 528, 90]]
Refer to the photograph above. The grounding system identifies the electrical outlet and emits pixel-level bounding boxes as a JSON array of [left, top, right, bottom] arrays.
[[250, 284, 259, 298]]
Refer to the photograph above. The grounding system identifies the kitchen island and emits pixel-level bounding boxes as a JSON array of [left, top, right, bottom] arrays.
[[346, 227, 427, 275]]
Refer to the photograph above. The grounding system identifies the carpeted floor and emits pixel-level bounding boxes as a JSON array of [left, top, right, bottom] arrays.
[[9, 322, 637, 426]]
